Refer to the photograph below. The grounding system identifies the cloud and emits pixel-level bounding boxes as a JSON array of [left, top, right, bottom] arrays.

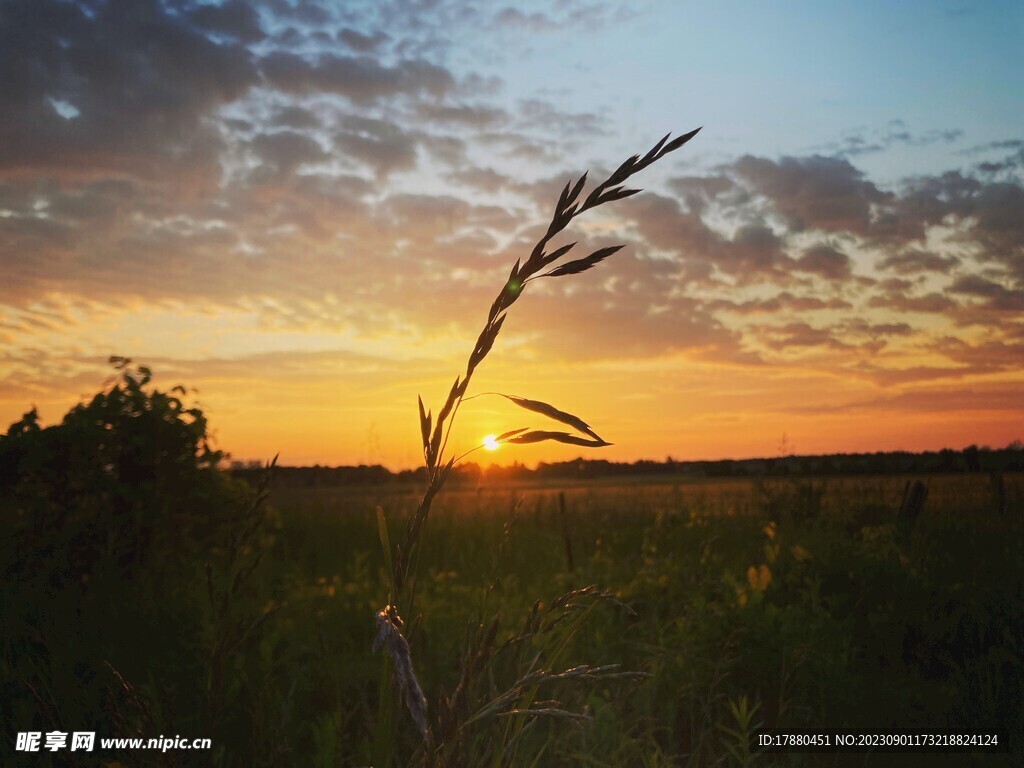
[[619, 192, 802, 284], [617, 192, 729, 277], [0, 342, 441, 408], [958, 138, 1024, 157], [876, 249, 959, 274], [264, 0, 334, 25], [707, 293, 852, 315], [0, 0, 1020, 401], [822, 122, 964, 159], [790, 385, 1023, 415], [416, 103, 509, 129], [493, 7, 560, 33], [949, 275, 1024, 311], [188, 0, 265, 43], [448, 165, 512, 193], [795, 244, 851, 280], [668, 174, 735, 215], [517, 98, 607, 138], [259, 51, 455, 103], [338, 27, 390, 52], [271, 105, 322, 130], [515, 251, 755, 364], [491, 2, 621, 34], [731, 154, 887, 235], [866, 291, 958, 314], [968, 183, 1024, 277], [755, 322, 863, 352], [841, 319, 914, 337], [930, 336, 1024, 371], [716, 224, 798, 281], [0, 0, 257, 179], [251, 130, 330, 179], [334, 116, 418, 178]]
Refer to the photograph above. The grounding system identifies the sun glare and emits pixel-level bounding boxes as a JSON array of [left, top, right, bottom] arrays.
[[483, 434, 500, 451]]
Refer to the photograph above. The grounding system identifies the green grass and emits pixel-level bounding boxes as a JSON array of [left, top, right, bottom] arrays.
[[3, 472, 1022, 766]]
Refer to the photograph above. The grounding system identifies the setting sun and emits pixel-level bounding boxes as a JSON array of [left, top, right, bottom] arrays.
[[482, 435, 500, 451]]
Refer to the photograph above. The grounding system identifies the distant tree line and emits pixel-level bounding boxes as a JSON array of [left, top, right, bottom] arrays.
[[231, 441, 1024, 488]]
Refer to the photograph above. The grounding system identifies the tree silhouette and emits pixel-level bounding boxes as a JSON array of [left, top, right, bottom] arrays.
[[1, 357, 244, 586]]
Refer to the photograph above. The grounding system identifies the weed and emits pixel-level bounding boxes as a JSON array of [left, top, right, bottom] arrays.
[[371, 129, 703, 765]]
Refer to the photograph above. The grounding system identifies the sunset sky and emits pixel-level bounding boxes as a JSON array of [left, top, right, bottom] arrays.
[[1, 0, 1022, 469]]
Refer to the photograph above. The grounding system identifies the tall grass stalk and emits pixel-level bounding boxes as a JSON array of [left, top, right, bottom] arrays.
[[372, 129, 701, 764]]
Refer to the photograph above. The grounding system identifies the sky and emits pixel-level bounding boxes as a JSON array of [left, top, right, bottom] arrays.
[[1, 0, 1022, 470]]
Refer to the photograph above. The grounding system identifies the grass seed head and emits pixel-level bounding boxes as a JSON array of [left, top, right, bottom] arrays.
[[374, 605, 429, 741]]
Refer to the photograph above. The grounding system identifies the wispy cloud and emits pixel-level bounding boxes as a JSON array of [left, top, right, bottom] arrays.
[[816, 120, 965, 159]]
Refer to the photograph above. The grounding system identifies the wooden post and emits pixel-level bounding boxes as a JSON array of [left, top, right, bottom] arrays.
[[990, 472, 1007, 516], [558, 492, 575, 573], [898, 480, 928, 537]]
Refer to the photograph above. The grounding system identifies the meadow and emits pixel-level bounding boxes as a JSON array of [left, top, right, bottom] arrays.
[[6, 463, 1020, 766], [266, 472, 1023, 766]]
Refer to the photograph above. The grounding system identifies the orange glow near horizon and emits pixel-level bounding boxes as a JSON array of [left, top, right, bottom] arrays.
[[2, 330, 1020, 472], [0, 0, 1022, 473]]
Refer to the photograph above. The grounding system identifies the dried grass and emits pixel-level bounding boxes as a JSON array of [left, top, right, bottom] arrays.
[[371, 129, 702, 761]]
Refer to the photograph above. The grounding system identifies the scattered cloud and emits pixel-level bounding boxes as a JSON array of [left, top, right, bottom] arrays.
[[251, 130, 331, 179], [819, 121, 964, 159], [0, 0, 1020, 464], [188, 0, 266, 43], [0, 0, 257, 179], [795, 244, 852, 280], [259, 51, 455, 103], [334, 116, 418, 178], [491, 2, 620, 34], [338, 27, 390, 52], [877, 249, 959, 274], [949, 275, 1024, 312], [730, 154, 887, 235], [493, 7, 561, 34]]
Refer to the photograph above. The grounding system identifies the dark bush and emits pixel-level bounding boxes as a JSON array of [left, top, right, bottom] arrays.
[[0, 357, 246, 587]]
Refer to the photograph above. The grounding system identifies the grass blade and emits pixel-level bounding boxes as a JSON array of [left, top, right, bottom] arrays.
[[544, 245, 624, 278], [506, 430, 611, 448], [418, 396, 431, 451], [495, 394, 603, 442], [496, 427, 530, 442], [376, 505, 395, 598]]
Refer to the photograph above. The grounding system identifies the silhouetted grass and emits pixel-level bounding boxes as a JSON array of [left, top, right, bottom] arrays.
[[371, 130, 702, 767]]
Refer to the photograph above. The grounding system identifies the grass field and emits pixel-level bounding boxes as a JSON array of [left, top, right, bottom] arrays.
[[4, 471, 1023, 766]]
